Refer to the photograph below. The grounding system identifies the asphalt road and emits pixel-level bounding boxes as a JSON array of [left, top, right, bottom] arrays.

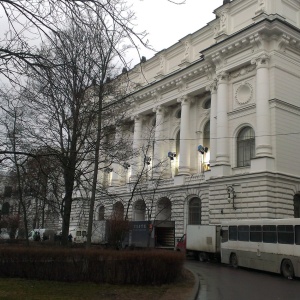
[[185, 259, 300, 300]]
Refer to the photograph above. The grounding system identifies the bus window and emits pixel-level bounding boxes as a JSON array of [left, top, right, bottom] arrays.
[[221, 228, 228, 243], [229, 226, 237, 241], [277, 225, 294, 244], [250, 225, 262, 242], [295, 225, 300, 245], [238, 225, 249, 241], [263, 225, 277, 243]]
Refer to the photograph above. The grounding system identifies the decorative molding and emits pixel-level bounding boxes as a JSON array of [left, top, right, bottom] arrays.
[[269, 99, 300, 116], [228, 104, 256, 120], [230, 64, 256, 79], [255, 0, 266, 15], [180, 35, 192, 66], [235, 81, 254, 105]]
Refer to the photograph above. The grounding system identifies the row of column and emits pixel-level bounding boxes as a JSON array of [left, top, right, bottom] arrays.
[[111, 53, 273, 185], [129, 97, 193, 181], [209, 53, 272, 174]]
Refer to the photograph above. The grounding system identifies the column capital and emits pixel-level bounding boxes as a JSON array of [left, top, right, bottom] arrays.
[[153, 105, 167, 115], [251, 53, 270, 69], [177, 95, 194, 106], [206, 78, 218, 94], [216, 71, 229, 84], [131, 114, 145, 123]]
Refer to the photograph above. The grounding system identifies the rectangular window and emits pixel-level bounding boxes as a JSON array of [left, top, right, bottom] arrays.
[[277, 225, 294, 244], [295, 226, 300, 245], [229, 226, 237, 241], [263, 225, 277, 243], [238, 225, 249, 241], [76, 231, 81, 237], [250, 225, 262, 242]]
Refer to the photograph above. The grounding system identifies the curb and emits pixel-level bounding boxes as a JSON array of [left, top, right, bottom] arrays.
[[184, 265, 200, 300]]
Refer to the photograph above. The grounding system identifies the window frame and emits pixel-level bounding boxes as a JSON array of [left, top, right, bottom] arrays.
[[237, 126, 255, 167]]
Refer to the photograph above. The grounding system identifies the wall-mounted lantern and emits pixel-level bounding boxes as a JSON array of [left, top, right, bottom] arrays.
[[198, 145, 208, 154], [168, 152, 177, 160], [227, 185, 236, 210]]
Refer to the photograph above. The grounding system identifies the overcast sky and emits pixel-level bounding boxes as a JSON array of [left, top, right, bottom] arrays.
[[129, 0, 224, 64]]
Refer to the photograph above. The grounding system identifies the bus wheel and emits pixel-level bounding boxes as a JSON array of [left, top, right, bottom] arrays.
[[281, 259, 294, 279], [230, 253, 238, 268]]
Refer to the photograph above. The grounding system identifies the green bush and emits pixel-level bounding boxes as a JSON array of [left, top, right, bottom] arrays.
[[0, 246, 185, 285]]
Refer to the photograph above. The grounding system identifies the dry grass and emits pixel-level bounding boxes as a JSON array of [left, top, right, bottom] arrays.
[[0, 269, 195, 300]]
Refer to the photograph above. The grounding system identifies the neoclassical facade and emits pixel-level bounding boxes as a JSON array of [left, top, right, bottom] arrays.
[[89, 0, 300, 241]]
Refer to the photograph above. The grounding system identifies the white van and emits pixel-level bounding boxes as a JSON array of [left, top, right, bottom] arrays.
[[69, 226, 87, 243]]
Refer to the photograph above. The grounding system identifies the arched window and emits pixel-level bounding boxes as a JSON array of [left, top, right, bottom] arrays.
[[133, 200, 146, 221], [237, 127, 255, 167], [189, 197, 201, 225], [98, 205, 105, 221], [156, 198, 171, 221], [294, 194, 300, 218], [112, 202, 124, 220], [175, 109, 181, 119]]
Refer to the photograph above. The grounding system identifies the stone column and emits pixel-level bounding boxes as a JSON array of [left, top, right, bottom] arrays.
[[206, 79, 218, 166], [216, 72, 230, 165], [111, 131, 121, 186], [252, 54, 272, 157], [131, 115, 143, 180], [177, 95, 193, 175], [152, 105, 166, 179]]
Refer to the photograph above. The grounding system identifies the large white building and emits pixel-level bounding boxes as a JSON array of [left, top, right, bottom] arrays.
[[85, 0, 300, 242]]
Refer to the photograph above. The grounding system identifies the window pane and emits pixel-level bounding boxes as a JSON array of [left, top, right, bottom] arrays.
[[277, 225, 294, 244], [295, 226, 300, 245], [189, 198, 201, 225], [229, 226, 237, 241], [263, 225, 277, 243], [238, 225, 249, 241], [237, 127, 255, 167], [250, 225, 262, 242]]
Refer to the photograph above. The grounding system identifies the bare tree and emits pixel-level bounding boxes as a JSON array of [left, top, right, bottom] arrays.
[[0, 0, 149, 84], [0, 91, 34, 244]]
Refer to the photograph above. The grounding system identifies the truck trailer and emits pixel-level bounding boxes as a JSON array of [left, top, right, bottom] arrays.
[[176, 225, 221, 261]]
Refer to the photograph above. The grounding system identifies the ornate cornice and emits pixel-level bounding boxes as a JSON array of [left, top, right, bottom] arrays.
[[269, 99, 300, 116], [135, 63, 214, 102]]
